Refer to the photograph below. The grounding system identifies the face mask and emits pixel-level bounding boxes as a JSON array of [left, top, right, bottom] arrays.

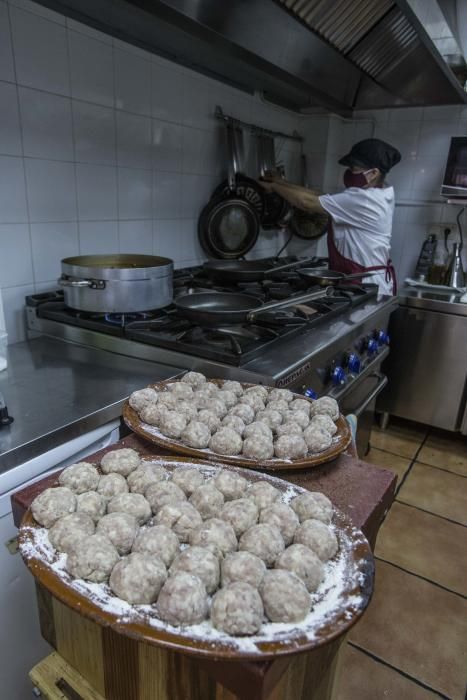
[[343, 168, 373, 188]]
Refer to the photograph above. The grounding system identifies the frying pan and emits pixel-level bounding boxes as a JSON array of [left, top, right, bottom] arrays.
[[202, 256, 318, 284], [296, 268, 376, 287], [174, 287, 333, 326]]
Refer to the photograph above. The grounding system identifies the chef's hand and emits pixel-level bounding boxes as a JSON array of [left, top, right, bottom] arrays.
[[257, 178, 275, 192]]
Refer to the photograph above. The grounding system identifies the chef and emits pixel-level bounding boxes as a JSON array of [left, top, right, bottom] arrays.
[[260, 138, 401, 295]]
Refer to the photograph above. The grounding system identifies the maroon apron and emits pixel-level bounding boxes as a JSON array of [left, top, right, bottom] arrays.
[[327, 219, 397, 294]]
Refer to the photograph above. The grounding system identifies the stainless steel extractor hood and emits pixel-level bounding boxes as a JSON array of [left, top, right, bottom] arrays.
[[37, 0, 467, 114]]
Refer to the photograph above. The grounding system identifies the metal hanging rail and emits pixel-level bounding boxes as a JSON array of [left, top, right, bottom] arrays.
[[215, 106, 304, 143]]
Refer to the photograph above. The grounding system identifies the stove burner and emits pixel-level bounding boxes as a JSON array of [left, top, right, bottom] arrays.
[[103, 311, 152, 327]]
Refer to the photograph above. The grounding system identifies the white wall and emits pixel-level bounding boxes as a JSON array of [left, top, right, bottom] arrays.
[[0, 0, 321, 343]]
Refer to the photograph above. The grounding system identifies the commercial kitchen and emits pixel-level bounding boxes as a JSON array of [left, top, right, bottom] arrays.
[[0, 1, 466, 699]]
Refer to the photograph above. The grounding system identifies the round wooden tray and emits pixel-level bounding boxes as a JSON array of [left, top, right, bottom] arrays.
[[19, 456, 373, 661], [122, 379, 352, 471]]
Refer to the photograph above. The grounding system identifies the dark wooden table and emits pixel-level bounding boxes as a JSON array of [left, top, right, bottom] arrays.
[[12, 434, 396, 700]]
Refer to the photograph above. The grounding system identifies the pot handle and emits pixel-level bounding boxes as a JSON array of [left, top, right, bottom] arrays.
[[57, 277, 104, 288]]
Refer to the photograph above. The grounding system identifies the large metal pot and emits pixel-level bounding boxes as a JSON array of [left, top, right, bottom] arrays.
[[58, 254, 173, 313]]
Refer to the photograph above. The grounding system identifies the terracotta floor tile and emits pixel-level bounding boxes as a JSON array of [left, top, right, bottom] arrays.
[[370, 420, 427, 460], [336, 644, 440, 700], [418, 432, 467, 477], [349, 561, 467, 700], [365, 448, 411, 486], [375, 502, 467, 596], [397, 462, 467, 526]]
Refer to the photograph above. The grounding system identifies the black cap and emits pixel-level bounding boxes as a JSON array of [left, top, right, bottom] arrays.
[[338, 138, 401, 174]]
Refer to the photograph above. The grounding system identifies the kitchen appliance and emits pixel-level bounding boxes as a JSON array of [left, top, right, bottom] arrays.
[[414, 234, 437, 281], [26, 257, 396, 456], [441, 137, 467, 197], [58, 254, 173, 313], [444, 241, 465, 287]]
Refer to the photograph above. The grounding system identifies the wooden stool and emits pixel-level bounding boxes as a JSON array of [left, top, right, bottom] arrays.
[[30, 651, 105, 700]]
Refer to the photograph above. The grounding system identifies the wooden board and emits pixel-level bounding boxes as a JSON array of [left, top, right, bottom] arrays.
[[123, 379, 352, 471], [20, 456, 373, 662], [29, 651, 106, 700]]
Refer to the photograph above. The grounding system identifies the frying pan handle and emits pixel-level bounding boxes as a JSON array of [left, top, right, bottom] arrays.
[[268, 256, 320, 274], [247, 287, 333, 322], [226, 121, 240, 192], [343, 271, 378, 280]]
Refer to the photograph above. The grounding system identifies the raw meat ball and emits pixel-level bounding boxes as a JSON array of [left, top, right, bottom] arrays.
[[48, 512, 95, 554], [197, 409, 221, 434], [274, 434, 308, 460], [158, 411, 187, 439], [197, 397, 227, 418], [303, 425, 332, 453], [266, 399, 289, 416], [197, 381, 219, 396], [243, 421, 273, 441], [309, 396, 339, 421], [221, 380, 243, 396], [157, 572, 208, 626], [218, 390, 238, 409], [59, 462, 99, 494], [310, 414, 338, 436], [275, 421, 303, 438], [167, 382, 194, 399], [221, 414, 245, 436], [229, 403, 255, 425], [158, 393, 179, 410], [209, 428, 243, 456], [189, 518, 237, 557], [145, 481, 186, 513], [220, 498, 258, 537], [294, 519, 338, 561], [174, 400, 198, 421], [242, 435, 274, 460], [66, 534, 119, 583], [181, 371, 206, 387], [97, 473, 128, 500], [290, 492, 333, 524], [172, 467, 205, 496], [170, 546, 219, 594], [76, 491, 106, 522], [245, 385, 269, 402], [276, 544, 324, 593], [127, 463, 168, 494], [283, 410, 309, 429], [255, 409, 283, 429], [189, 483, 224, 519], [259, 503, 299, 545], [213, 470, 248, 500], [246, 481, 281, 510], [181, 420, 211, 448], [154, 501, 202, 543], [100, 448, 140, 477], [96, 512, 139, 555], [110, 552, 167, 604], [268, 388, 294, 403], [221, 551, 266, 588], [129, 387, 158, 413], [260, 570, 310, 623], [107, 493, 152, 526], [211, 582, 263, 636], [132, 525, 179, 567], [239, 394, 265, 413], [139, 403, 168, 426], [239, 524, 285, 567], [31, 487, 76, 528], [289, 399, 311, 415]]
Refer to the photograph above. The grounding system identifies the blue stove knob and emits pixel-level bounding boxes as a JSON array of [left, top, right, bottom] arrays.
[[376, 330, 390, 346], [367, 339, 379, 356], [304, 388, 318, 400], [347, 353, 361, 374], [331, 366, 346, 386]]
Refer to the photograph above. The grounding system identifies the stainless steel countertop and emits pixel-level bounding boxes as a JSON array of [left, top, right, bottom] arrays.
[[0, 337, 184, 474], [398, 286, 467, 316]]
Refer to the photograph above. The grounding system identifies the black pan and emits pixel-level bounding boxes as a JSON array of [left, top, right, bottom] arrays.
[[297, 268, 376, 287], [202, 256, 318, 283], [198, 195, 260, 260]]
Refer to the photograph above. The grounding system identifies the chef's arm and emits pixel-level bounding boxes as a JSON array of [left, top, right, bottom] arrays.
[[259, 180, 326, 215]]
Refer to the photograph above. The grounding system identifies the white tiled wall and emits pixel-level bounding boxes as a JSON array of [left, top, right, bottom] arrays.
[[0, 0, 318, 343]]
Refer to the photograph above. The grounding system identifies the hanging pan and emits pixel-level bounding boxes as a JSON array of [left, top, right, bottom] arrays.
[[289, 155, 328, 240]]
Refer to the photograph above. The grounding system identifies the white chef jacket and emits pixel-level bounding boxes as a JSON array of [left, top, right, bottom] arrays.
[[319, 186, 395, 295]]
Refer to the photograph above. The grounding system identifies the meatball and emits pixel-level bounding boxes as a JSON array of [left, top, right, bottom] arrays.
[[197, 409, 221, 434], [132, 525, 179, 567], [293, 519, 338, 561], [209, 428, 243, 456], [221, 415, 245, 436], [197, 397, 227, 418], [310, 414, 338, 436], [154, 501, 202, 543], [274, 434, 308, 460], [246, 481, 281, 510], [145, 481, 186, 514], [290, 492, 333, 524], [31, 487, 76, 528], [255, 409, 283, 430], [276, 544, 324, 593], [221, 551, 266, 588], [239, 394, 265, 413], [48, 512, 95, 554], [266, 399, 289, 416], [211, 582, 263, 636], [244, 385, 269, 402], [189, 483, 224, 519], [221, 380, 243, 396], [96, 512, 139, 555], [181, 420, 211, 449], [58, 462, 99, 494], [126, 463, 167, 494], [157, 573, 208, 626], [229, 404, 255, 425], [218, 390, 238, 409], [167, 382, 194, 400], [66, 534, 119, 583], [260, 570, 310, 623], [158, 392, 179, 410], [213, 471, 248, 501], [289, 399, 311, 415], [140, 403, 169, 426], [76, 491, 106, 523], [189, 518, 237, 558], [259, 503, 299, 545], [309, 396, 339, 421], [169, 546, 219, 594], [303, 425, 332, 453], [171, 467, 205, 496], [174, 400, 198, 421], [275, 421, 303, 438], [220, 498, 258, 537], [107, 493, 152, 526], [97, 473, 129, 501], [158, 411, 187, 439], [242, 435, 274, 461], [243, 421, 273, 441], [284, 410, 309, 429], [110, 552, 167, 604], [239, 524, 285, 567], [268, 388, 294, 403], [129, 387, 158, 412], [100, 448, 140, 477], [181, 371, 206, 388]]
